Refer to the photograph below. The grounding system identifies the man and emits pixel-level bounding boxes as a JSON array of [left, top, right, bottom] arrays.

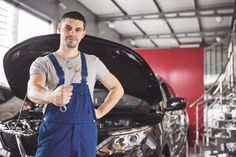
[[27, 11, 124, 157]]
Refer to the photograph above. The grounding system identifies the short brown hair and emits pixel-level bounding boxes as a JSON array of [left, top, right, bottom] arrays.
[[61, 11, 86, 29]]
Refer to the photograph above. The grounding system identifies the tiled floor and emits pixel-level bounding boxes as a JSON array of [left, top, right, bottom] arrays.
[[189, 146, 235, 157]]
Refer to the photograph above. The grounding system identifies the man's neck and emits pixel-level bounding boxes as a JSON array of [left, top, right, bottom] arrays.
[[56, 47, 80, 59]]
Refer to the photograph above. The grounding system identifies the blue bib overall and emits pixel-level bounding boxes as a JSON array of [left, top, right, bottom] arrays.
[[35, 53, 97, 157]]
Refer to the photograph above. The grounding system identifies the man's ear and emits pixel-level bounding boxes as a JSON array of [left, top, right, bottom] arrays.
[[57, 26, 61, 34], [57, 23, 61, 34], [81, 30, 86, 39]]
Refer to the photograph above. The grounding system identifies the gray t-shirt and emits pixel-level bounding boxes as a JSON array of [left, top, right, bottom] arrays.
[[29, 52, 110, 98]]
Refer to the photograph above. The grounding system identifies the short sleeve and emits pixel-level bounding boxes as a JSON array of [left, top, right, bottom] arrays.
[[29, 57, 49, 76], [95, 57, 110, 82]]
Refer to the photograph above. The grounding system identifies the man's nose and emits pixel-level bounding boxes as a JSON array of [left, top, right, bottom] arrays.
[[69, 29, 75, 35]]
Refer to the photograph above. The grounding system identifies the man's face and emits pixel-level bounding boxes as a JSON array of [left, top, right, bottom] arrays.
[[58, 18, 86, 49]]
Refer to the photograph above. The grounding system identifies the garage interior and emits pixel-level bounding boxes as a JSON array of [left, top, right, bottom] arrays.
[[0, 0, 236, 157]]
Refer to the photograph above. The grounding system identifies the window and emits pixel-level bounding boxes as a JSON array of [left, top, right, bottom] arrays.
[[17, 9, 52, 43], [0, 1, 16, 84], [0, 1, 53, 85]]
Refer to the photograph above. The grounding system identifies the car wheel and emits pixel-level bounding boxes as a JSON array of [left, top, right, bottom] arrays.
[[9, 152, 21, 157], [162, 145, 170, 157]]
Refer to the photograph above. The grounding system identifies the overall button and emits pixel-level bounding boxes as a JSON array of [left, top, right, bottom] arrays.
[[79, 92, 84, 95]]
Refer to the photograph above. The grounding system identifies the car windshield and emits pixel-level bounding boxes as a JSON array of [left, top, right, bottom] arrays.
[[93, 89, 151, 113]]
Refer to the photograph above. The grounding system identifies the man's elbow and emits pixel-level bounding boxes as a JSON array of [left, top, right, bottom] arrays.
[[117, 83, 124, 98], [27, 90, 37, 104]]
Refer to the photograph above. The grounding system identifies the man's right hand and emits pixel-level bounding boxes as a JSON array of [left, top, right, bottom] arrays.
[[48, 85, 73, 106], [28, 73, 73, 105]]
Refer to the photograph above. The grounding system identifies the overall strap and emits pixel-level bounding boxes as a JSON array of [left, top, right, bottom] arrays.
[[48, 53, 64, 85], [81, 52, 96, 120], [80, 52, 88, 84]]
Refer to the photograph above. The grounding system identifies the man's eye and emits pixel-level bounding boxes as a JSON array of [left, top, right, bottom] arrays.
[[65, 26, 71, 30], [76, 29, 82, 32]]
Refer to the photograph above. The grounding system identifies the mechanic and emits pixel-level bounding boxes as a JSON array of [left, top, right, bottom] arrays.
[[27, 11, 124, 157]]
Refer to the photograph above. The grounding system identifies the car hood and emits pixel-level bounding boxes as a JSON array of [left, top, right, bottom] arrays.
[[4, 34, 162, 106]]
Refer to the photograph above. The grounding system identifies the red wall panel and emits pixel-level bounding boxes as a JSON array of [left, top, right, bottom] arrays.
[[135, 47, 204, 145]]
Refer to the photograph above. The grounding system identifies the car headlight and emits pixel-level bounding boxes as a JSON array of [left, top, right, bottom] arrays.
[[96, 126, 152, 155]]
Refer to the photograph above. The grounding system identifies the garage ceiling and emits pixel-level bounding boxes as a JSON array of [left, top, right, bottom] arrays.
[[77, 0, 235, 48]]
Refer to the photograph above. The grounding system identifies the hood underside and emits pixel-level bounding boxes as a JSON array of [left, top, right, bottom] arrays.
[[4, 34, 162, 105]]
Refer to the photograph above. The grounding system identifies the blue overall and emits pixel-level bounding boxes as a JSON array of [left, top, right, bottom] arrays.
[[35, 53, 97, 157]]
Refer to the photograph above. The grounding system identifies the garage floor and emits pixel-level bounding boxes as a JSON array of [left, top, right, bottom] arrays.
[[189, 146, 235, 157], [0, 146, 235, 157]]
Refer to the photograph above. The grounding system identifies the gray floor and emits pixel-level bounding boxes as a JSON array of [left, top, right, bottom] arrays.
[[0, 142, 235, 157], [189, 146, 235, 157]]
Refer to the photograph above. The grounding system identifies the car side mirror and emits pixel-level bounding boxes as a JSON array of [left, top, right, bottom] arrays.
[[164, 97, 187, 111]]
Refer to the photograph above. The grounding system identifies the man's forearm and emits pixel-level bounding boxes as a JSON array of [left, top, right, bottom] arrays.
[[96, 84, 124, 119], [27, 85, 52, 104]]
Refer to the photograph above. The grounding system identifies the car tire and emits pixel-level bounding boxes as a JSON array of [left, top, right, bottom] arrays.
[[9, 152, 21, 157], [162, 145, 170, 157]]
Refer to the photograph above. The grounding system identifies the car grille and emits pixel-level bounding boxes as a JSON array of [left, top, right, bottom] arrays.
[[0, 112, 42, 156], [0, 129, 38, 156]]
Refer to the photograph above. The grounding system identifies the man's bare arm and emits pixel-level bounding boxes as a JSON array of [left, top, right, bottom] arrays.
[[27, 74, 73, 106], [95, 73, 124, 119]]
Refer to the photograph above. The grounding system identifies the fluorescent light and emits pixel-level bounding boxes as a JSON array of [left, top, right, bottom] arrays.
[[58, 2, 67, 10], [179, 44, 200, 48]]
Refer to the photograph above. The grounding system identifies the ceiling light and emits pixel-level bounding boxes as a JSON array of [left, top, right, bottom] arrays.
[[107, 22, 115, 29], [200, 10, 214, 15], [216, 36, 222, 42], [130, 39, 136, 46], [144, 15, 159, 19], [171, 39, 176, 43], [216, 16, 223, 23], [149, 35, 157, 39], [159, 34, 171, 38], [165, 13, 177, 17], [131, 16, 142, 20], [58, 1, 67, 10], [179, 44, 200, 48]]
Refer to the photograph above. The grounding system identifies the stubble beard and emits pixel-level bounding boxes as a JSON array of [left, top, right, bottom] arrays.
[[66, 42, 77, 48], [65, 38, 78, 49]]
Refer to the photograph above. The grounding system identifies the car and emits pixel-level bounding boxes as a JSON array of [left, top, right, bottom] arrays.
[[0, 84, 23, 157], [0, 34, 188, 157], [0, 84, 22, 122]]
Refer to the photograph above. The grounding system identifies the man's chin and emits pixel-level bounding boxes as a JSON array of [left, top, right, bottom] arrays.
[[66, 44, 78, 48]]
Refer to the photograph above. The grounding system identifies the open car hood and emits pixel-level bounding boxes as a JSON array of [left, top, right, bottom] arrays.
[[4, 34, 162, 106]]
